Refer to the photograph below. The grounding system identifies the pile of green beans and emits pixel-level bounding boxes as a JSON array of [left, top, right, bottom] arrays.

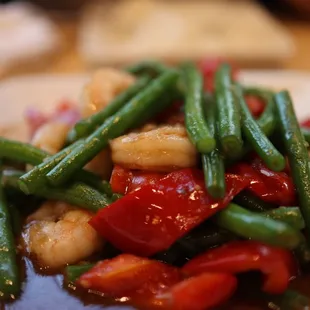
[[2, 59, 310, 304], [47, 69, 180, 186]]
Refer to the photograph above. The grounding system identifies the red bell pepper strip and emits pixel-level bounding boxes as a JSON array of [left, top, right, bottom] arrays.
[[198, 58, 239, 92], [110, 166, 164, 195], [230, 157, 297, 206], [91, 168, 249, 256], [182, 241, 297, 294], [245, 95, 265, 118], [156, 273, 237, 310], [301, 119, 310, 128], [77, 254, 181, 300]]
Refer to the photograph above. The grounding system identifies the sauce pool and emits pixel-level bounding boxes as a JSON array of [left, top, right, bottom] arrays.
[[3, 257, 310, 310]]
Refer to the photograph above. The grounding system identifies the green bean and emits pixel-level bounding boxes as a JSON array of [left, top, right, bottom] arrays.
[[263, 207, 305, 230], [243, 86, 275, 136], [216, 203, 302, 249], [295, 235, 310, 265], [0, 138, 47, 165], [46, 69, 179, 186], [233, 191, 275, 212], [301, 127, 310, 144], [267, 289, 310, 310], [19, 141, 83, 194], [8, 204, 21, 237], [67, 76, 151, 143], [111, 193, 123, 202], [234, 84, 285, 171], [202, 96, 225, 198], [176, 225, 235, 259], [0, 139, 111, 196], [215, 64, 243, 157], [3, 170, 111, 213], [274, 90, 310, 240], [126, 60, 168, 76], [182, 63, 215, 153], [0, 169, 20, 299], [65, 264, 95, 283]]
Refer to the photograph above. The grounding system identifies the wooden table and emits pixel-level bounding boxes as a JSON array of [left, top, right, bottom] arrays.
[[3, 15, 310, 78], [281, 19, 310, 71]]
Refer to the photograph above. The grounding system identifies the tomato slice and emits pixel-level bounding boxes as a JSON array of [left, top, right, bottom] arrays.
[[77, 254, 181, 300]]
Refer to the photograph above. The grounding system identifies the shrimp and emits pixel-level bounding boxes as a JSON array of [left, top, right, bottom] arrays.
[[31, 121, 70, 154], [110, 125, 197, 172], [84, 149, 113, 180], [80, 68, 135, 117], [23, 201, 104, 269]]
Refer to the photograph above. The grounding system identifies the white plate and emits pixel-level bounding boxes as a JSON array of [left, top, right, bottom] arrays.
[[1, 70, 310, 142]]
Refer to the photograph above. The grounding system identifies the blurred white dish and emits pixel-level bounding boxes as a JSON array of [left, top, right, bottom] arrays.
[[0, 2, 60, 76], [0, 70, 310, 142]]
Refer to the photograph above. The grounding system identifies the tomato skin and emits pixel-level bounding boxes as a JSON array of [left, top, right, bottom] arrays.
[[230, 157, 297, 206], [157, 273, 237, 310], [182, 241, 296, 294], [91, 169, 249, 256], [77, 254, 181, 300]]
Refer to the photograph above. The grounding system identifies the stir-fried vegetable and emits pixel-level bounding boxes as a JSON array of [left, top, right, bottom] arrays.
[[3, 170, 110, 212], [243, 86, 276, 136], [90, 169, 249, 256], [216, 203, 302, 249], [0, 168, 20, 299], [275, 90, 310, 241], [2, 59, 310, 309], [234, 83, 285, 171], [67, 76, 151, 142], [182, 62, 216, 153], [183, 241, 296, 294], [215, 63, 243, 156], [46, 69, 180, 186], [0, 138, 112, 196], [202, 95, 226, 198]]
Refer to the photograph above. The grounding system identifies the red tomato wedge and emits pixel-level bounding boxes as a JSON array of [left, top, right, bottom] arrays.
[[183, 241, 297, 294], [156, 273, 237, 310], [77, 254, 181, 300], [91, 168, 249, 256]]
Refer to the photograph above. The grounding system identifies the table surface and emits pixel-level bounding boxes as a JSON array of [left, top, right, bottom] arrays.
[[3, 15, 310, 78]]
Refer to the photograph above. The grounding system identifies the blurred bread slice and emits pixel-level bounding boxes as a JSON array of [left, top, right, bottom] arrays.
[[79, 0, 294, 66]]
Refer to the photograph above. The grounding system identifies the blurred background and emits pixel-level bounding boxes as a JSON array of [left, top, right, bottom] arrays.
[[0, 0, 310, 78]]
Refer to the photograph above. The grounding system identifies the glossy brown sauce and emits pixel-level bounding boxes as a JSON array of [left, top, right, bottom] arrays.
[[3, 257, 310, 310]]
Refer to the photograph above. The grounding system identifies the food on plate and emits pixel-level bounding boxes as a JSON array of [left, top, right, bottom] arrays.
[[1, 59, 310, 309]]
